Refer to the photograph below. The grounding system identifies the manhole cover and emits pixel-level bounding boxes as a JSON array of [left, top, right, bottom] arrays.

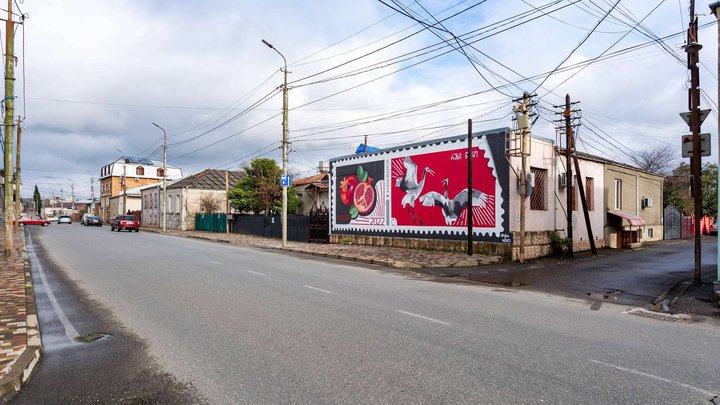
[[622, 308, 693, 323]]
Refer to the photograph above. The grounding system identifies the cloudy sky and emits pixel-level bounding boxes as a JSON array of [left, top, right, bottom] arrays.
[[8, 0, 719, 199]]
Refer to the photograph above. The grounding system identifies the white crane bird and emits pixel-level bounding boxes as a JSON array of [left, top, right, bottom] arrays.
[[395, 157, 434, 224], [419, 178, 489, 225]]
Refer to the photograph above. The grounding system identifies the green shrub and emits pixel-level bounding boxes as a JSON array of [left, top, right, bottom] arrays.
[[549, 233, 573, 258]]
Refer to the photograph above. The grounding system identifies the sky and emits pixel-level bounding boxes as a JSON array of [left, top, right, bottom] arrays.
[[6, 0, 719, 199]]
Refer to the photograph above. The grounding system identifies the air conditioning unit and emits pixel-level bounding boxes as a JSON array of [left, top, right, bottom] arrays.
[[642, 197, 653, 209]]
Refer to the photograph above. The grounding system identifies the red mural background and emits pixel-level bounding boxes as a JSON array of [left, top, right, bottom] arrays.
[[391, 146, 496, 227]]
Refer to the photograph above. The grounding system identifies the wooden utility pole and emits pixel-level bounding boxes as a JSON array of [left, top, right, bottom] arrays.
[[3, 0, 15, 256], [564, 95, 574, 258], [467, 119, 473, 256], [511, 92, 534, 263], [122, 164, 127, 216], [13, 116, 21, 230], [686, 0, 703, 285]]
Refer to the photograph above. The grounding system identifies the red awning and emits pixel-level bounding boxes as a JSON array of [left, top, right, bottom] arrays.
[[607, 210, 646, 226]]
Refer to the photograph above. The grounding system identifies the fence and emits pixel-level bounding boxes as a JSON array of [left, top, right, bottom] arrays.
[[195, 213, 227, 233], [232, 214, 309, 242]]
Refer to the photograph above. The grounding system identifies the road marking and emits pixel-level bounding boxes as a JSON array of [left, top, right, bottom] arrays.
[[589, 359, 718, 398], [302, 285, 332, 294], [26, 235, 80, 344], [247, 270, 266, 276], [397, 310, 450, 325], [210, 260, 223, 265]]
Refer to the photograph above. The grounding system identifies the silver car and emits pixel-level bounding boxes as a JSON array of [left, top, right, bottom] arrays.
[[58, 215, 72, 224]]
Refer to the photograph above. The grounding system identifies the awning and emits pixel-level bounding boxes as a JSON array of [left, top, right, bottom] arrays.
[[607, 210, 646, 226]]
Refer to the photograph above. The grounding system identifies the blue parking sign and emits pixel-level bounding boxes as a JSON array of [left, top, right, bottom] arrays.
[[280, 174, 292, 187]]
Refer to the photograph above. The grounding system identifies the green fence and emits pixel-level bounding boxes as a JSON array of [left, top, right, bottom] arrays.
[[195, 213, 227, 233]]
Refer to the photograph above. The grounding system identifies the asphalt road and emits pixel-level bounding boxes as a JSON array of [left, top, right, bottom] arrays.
[[12, 224, 720, 404]]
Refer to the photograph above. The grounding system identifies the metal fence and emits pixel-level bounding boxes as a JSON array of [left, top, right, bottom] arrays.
[[195, 213, 227, 233], [232, 214, 309, 242]]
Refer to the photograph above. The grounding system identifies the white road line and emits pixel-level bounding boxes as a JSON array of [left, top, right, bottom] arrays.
[[302, 285, 332, 294], [247, 270, 267, 276], [210, 260, 223, 265], [589, 359, 718, 398], [26, 234, 80, 344], [397, 310, 450, 325]]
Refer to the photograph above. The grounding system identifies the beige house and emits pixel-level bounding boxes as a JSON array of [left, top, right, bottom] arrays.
[[293, 172, 329, 215], [141, 169, 242, 230], [593, 156, 664, 248]]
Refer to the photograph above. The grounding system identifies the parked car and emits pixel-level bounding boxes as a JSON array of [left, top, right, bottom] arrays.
[[46, 215, 59, 222], [110, 215, 140, 232], [14, 218, 51, 227], [711, 221, 718, 236], [82, 215, 103, 227], [58, 215, 72, 224]]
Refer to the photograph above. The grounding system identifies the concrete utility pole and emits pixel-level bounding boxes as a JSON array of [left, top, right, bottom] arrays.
[[512, 92, 534, 263], [262, 38, 289, 247], [686, 0, 703, 285], [225, 170, 229, 235], [3, 0, 15, 256], [467, 119, 473, 256], [564, 95, 574, 258], [14, 116, 20, 229], [87, 170, 94, 215], [709, 1, 720, 303], [153, 122, 167, 232], [122, 164, 127, 216]]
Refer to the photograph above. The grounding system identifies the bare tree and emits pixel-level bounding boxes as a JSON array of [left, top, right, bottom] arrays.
[[630, 144, 676, 174], [199, 193, 221, 213]]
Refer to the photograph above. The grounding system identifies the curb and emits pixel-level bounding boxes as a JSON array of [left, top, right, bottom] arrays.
[[652, 279, 692, 312], [0, 233, 43, 399]]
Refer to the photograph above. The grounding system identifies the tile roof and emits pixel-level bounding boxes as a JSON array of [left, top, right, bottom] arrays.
[[168, 169, 244, 190], [293, 172, 328, 185]]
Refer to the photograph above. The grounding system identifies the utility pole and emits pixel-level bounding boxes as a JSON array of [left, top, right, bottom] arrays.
[[686, 0, 703, 285], [262, 39, 289, 247], [13, 116, 20, 230], [511, 92, 535, 263], [467, 119, 473, 256], [564, 95, 574, 258], [122, 164, 127, 216], [153, 122, 167, 232], [709, 1, 720, 304], [3, 0, 15, 256], [225, 170, 229, 235], [70, 181, 75, 210]]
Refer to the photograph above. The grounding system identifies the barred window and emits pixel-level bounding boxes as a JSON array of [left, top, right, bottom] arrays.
[[530, 167, 546, 210]]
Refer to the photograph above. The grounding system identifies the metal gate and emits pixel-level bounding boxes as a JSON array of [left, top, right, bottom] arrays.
[[664, 206, 682, 240], [309, 205, 329, 243]]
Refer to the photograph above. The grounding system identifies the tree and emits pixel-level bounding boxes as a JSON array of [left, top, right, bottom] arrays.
[[33, 185, 42, 217], [701, 163, 718, 218], [228, 158, 300, 216], [663, 162, 718, 218], [198, 193, 222, 213], [631, 144, 676, 175]]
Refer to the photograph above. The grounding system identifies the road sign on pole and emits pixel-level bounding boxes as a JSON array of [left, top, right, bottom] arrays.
[[679, 109, 710, 126], [681, 133, 711, 157], [280, 174, 292, 187]]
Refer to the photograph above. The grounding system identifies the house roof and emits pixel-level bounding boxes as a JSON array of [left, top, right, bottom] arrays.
[[293, 172, 328, 186], [574, 151, 664, 179], [167, 169, 244, 190]]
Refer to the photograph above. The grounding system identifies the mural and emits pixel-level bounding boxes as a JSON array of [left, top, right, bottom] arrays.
[[329, 129, 510, 243]]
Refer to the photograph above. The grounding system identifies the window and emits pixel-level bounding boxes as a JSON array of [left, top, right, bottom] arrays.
[[157, 168, 165, 177], [175, 196, 181, 213], [614, 179, 622, 210], [530, 167, 546, 210], [136, 166, 144, 176], [586, 177, 594, 211], [647, 228, 653, 238]]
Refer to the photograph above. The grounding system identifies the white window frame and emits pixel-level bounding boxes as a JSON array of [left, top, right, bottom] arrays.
[[614, 179, 622, 210]]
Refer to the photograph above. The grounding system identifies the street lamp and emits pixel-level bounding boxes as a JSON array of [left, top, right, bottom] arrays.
[[152, 122, 168, 232], [262, 38, 289, 247], [709, 2, 720, 305]]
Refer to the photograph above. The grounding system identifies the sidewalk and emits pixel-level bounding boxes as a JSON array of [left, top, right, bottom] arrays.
[[0, 228, 41, 398], [146, 228, 719, 319], [142, 227, 504, 268]]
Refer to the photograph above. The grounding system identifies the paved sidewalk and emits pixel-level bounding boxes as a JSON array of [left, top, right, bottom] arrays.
[[142, 228, 504, 268], [0, 228, 41, 398]]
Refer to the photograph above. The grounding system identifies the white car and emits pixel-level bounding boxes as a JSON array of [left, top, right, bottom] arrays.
[[58, 215, 72, 224]]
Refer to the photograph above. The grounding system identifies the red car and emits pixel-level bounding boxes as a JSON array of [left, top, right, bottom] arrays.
[[110, 215, 140, 232], [15, 218, 51, 227]]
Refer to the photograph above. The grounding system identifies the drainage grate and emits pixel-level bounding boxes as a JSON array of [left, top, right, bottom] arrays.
[[622, 308, 693, 323], [74, 332, 113, 343]]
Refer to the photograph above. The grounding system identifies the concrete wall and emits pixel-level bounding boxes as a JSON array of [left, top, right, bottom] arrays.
[[108, 195, 141, 218]]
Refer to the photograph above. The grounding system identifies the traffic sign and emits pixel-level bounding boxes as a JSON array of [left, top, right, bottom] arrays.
[[681, 133, 711, 158], [280, 174, 292, 187], [679, 109, 711, 126]]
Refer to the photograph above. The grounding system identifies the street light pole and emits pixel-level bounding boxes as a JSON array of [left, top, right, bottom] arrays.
[[262, 38, 289, 247], [709, 2, 720, 305], [153, 122, 168, 232]]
